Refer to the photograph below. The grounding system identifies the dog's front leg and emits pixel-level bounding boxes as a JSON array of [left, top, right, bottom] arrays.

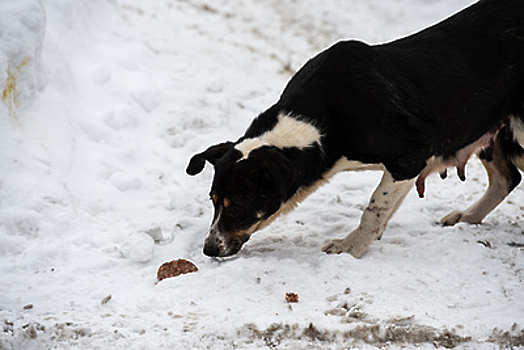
[[322, 170, 414, 258]]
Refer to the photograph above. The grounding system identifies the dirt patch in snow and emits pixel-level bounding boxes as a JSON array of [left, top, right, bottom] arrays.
[[240, 322, 472, 348], [239, 321, 524, 349], [2, 318, 522, 349], [488, 324, 524, 348]]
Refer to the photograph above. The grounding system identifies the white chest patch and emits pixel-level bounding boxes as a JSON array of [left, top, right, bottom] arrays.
[[235, 113, 322, 160]]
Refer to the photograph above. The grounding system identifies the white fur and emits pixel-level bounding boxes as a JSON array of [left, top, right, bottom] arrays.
[[510, 116, 524, 148], [235, 113, 322, 160]]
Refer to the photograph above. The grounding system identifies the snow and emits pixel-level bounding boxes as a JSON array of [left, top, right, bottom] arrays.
[[1, 0, 523, 349]]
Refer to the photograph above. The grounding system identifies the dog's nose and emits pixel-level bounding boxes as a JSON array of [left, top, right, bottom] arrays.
[[203, 241, 221, 257]]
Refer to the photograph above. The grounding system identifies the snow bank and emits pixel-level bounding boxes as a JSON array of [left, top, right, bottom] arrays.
[[0, 0, 46, 119], [1, 0, 523, 349]]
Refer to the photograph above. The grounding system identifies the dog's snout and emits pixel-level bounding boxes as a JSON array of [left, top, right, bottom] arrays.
[[203, 240, 221, 257], [203, 233, 224, 257], [203, 230, 249, 257]]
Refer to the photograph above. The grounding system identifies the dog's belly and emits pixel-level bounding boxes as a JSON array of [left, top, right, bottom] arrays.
[[415, 128, 501, 198]]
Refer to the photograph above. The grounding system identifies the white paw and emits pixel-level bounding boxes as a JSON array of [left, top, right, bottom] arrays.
[[441, 210, 484, 226], [322, 236, 369, 258], [441, 210, 464, 226], [322, 239, 346, 255]]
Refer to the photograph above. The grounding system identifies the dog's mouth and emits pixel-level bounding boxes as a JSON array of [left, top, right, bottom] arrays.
[[203, 232, 250, 258], [203, 222, 261, 258]]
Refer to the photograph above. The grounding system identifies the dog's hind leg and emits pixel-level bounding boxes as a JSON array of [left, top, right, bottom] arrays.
[[322, 170, 414, 258], [441, 138, 521, 226]]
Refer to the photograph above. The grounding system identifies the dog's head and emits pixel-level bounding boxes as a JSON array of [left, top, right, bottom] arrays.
[[186, 141, 296, 257]]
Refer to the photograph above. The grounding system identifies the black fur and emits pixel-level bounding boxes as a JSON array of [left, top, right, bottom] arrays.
[[273, 0, 524, 181], [499, 127, 524, 191], [187, 0, 524, 257]]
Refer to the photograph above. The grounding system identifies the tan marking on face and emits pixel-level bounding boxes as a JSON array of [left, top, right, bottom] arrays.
[[227, 220, 262, 243], [223, 197, 231, 208]]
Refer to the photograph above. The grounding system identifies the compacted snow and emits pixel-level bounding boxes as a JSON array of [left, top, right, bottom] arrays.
[[1, 0, 523, 349]]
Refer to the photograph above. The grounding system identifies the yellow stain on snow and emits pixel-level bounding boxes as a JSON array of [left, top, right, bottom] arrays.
[[2, 56, 32, 120]]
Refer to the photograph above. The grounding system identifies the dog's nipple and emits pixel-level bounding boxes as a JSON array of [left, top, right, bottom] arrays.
[[457, 164, 467, 182], [415, 176, 426, 198]]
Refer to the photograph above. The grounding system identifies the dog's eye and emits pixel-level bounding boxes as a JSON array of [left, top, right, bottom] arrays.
[[211, 193, 218, 203], [223, 198, 231, 208]]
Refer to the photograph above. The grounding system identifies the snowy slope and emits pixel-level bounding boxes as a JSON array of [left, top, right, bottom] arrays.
[[1, 0, 523, 349]]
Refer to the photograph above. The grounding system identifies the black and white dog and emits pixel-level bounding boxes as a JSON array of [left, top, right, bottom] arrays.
[[187, 0, 524, 258]]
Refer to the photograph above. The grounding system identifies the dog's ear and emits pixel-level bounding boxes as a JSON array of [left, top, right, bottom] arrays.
[[186, 142, 234, 175]]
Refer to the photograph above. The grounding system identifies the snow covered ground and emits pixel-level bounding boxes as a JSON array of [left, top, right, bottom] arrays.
[[1, 0, 523, 349]]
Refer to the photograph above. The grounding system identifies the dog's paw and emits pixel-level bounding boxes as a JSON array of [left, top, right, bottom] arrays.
[[440, 210, 463, 226], [322, 239, 345, 255], [322, 238, 367, 258], [441, 210, 484, 226], [441, 211, 463, 226]]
